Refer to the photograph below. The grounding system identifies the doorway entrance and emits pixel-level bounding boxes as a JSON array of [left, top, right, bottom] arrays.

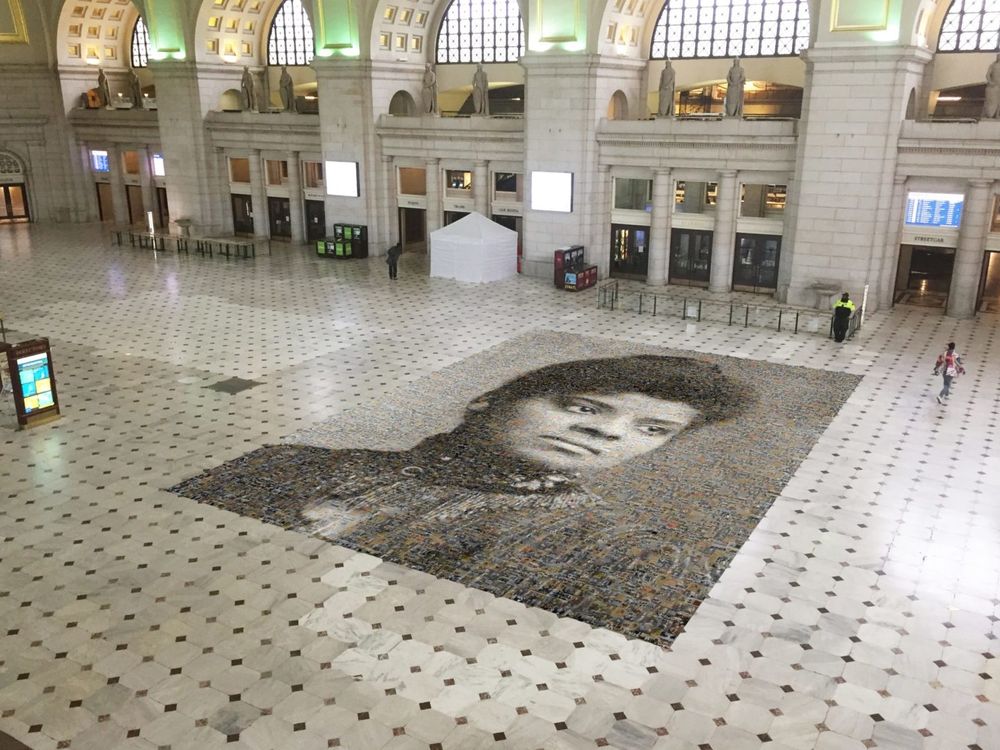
[[231, 194, 254, 235], [305, 200, 325, 242], [0, 184, 29, 223], [609, 224, 649, 280], [96, 183, 114, 222], [894, 244, 955, 307], [125, 185, 145, 226], [669, 228, 712, 287], [491, 214, 523, 271], [399, 207, 426, 252], [268, 196, 291, 239], [977, 251, 1000, 313], [156, 187, 170, 228], [444, 210, 469, 226], [732, 233, 781, 293]]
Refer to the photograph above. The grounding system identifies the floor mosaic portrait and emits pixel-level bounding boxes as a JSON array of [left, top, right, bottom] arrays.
[[172, 333, 860, 646]]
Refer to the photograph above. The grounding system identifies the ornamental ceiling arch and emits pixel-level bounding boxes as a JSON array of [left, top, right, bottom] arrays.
[[56, 0, 143, 67], [193, 0, 311, 64]]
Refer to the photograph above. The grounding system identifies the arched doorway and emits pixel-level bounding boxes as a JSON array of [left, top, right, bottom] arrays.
[[0, 152, 30, 223]]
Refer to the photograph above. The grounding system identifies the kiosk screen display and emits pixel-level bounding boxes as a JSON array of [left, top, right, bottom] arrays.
[[905, 192, 964, 228], [17, 352, 54, 413]]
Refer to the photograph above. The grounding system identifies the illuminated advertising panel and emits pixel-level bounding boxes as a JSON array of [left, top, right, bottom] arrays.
[[530, 171, 573, 213], [325, 161, 360, 197]]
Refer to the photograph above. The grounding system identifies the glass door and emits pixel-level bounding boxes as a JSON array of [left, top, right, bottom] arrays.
[[267, 196, 291, 239], [305, 200, 325, 242], [0, 184, 30, 223], [732, 233, 781, 292], [669, 228, 712, 287], [609, 224, 650, 280], [156, 187, 170, 228], [96, 183, 115, 222], [231, 194, 254, 235]]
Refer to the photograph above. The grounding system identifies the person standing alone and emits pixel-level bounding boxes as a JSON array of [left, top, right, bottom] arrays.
[[832, 292, 856, 343], [386, 242, 402, 280]]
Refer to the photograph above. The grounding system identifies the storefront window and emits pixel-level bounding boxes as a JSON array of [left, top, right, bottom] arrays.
[[741, 184, 787, 217], [303, 161, 324, 188], [265, 160, 289, 186], [152, 153, 166, 177], [992, 196, 1000, 233], [446, 170, 472, 190], [229, 158, 251, 183], [398, 167, 427, 195], [122, 150, 141, 176], [91, 150, 110, 173], [674, 181, 718, 213], [494, 172, 522, 202], [614, 178, 652, 211]]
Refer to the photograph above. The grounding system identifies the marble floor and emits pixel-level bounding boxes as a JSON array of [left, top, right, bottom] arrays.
[[0, 223, 998, 750]]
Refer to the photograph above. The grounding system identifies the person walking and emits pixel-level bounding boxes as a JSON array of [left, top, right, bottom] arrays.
[[933, 342, 964, 405], [386, 242, 402, 280], [832, 292, 856, 343]]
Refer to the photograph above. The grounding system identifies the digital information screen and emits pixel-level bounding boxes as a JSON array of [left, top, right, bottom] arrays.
[[17, 352, 55, 413], [904, 192, 964, 228]]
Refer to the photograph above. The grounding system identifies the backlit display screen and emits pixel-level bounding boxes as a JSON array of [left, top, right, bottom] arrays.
[[325, 161, 360, 197], [17, 352, 55, 414], [530, 171, 573, 213], [904, 192, 964, 228]]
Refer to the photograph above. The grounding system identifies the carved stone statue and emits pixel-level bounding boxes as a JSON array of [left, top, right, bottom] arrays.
[[128, 69, 143, 109], [657, 59, 675, 117], [472, 63, 489, 116], [984, 54, 1000, 119], [279, 66, 296, 112], [240, 66, 256, 112], [724, 57, 745, 118], [422, 63, 438, 115], [97, 67, 111, 108]]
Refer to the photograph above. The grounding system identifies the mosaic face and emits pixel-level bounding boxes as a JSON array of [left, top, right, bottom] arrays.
[[502, 392, 699, 472], [170, 337, 859, 646]]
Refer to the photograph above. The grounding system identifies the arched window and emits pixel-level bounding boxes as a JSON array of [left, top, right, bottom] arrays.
[[650, 0, 810, 60], [131, 16, 151, 68], [938, 0, 1000, 52], [267, 0, 315, 66], [436, 0, 524, 64]]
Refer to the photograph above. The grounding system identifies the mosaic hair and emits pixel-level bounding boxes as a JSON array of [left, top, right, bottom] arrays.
[[464, 355, 750, 427]]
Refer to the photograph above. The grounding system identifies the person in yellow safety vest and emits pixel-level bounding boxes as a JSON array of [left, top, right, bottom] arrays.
[[832, 292, 856, 343]]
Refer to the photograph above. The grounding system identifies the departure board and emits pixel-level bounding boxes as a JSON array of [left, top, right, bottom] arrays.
[[904, 192, 964, 228]]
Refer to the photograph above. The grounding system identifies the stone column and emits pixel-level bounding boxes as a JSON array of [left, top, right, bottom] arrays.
[[217, 149, 233, 234], [382, 155, 397, 246], [474, 160, 489, 216], [248, 150, 268, 238], [147, 61, 218, 233], [425, 158, 441, 236], [107, 144, 129, 225], [138, 147, 156, 229], [286, 151, 305, 243], [592, 164, 612, 278], [876, 175, 907, 309], [946, 179, 992, 319], [709, 170, 738, 293], [647, 168, 672, 285]]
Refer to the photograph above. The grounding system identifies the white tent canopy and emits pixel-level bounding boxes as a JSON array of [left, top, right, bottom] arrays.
[[429, 212, 518, 283]]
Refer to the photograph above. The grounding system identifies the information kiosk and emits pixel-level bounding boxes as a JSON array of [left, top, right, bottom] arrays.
[[1, 338, 61, 428]]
